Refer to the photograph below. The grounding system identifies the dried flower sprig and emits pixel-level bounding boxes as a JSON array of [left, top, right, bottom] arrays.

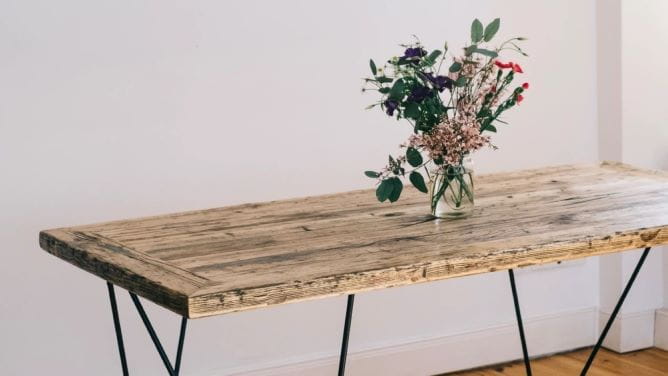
[[363, 18, 529, 203]]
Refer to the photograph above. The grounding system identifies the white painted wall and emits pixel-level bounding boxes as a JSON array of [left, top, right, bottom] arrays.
[[594, 0, 667, 353], [0, 0, 621, 375], [619, 0, 668, 350], [621, 0, 668, 310]]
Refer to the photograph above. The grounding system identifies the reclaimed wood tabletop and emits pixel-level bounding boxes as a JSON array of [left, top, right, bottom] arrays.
[[39, 162, 668, 318]]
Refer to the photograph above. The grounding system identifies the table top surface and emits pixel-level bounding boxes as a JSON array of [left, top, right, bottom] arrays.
[[39, 162, 668, 318]]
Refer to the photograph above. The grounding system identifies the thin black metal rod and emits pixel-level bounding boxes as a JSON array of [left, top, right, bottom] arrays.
[[129, 293, 176, 376], [107, 282, 130, 376], [580, 247, 651, 375], [338, 294, 355, 376], [508, 269, 532, 376], [174, 317, 188, 375]]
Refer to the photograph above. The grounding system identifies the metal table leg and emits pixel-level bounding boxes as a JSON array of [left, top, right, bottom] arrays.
[[580, 247, 651, 375], [338, 294, 355, 376], [508, 269, 532, 376], [106, 282, 188, 375]]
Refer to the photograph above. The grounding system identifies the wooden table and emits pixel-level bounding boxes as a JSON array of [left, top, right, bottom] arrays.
[[39, 162, 668, 376]]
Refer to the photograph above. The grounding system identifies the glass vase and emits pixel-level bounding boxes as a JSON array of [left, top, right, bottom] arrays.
[[429, 157, 475, 218]]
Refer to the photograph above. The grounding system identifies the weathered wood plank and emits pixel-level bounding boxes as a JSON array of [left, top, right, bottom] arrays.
[[38, 162, 668, 318]]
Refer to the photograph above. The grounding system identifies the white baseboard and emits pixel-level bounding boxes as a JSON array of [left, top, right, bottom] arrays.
[[208, 307, 597, 376], [599, 309, 656, 353], [655, 309, 668, 351]]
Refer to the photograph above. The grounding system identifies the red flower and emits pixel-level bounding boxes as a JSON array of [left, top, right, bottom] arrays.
[[522, 82, 530, 89], [512, 63, 524, 73], [517, 94, 524, 104], [494, 60, 513, 69]]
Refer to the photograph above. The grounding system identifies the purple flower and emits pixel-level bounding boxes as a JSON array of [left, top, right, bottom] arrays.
[[408, 86, 432, 103], [423, 73, 453, 92], [403, 47, 427, 59], [384, 99, 399, 116]]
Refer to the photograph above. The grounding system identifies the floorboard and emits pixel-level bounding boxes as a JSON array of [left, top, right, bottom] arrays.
[[442, 347, 668, 375]]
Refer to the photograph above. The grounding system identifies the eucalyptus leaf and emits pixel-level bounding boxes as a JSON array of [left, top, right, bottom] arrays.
[[424, 49, 442, 65], [409, 171, 428, 193], [388, 177, 403, 202], [486, 124, 498, 133], [378, 87, 390, 94], [406, 147, 423, 167], [369, 59, 377, 76], [473, 48, 498, 58], [388, 79, 406, 100], [449, 62, 462, 72], [471, 19, 483, 42], [376, 179, 394, 202], [454, 76, 468, 87], [377, 76, 393, 83], [483, 18, 500, 42], [365, 171, 380, 178], [403, 102, 419, 119]]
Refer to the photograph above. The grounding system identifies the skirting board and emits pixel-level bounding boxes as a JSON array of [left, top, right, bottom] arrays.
[[655, 309, 668, 351], [212, 307, 597, 376], [599, 309, 656, 353]]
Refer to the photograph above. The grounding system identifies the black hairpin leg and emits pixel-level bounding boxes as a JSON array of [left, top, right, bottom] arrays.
[[338, 294, 355, 376], [106, 282, 188, 375], [508, 269, 532, 376], [107, 282, 129, 376], [580, 247, 651, 375]]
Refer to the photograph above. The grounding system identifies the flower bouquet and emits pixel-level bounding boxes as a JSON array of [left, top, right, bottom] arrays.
[[363, 18, 528, 218]]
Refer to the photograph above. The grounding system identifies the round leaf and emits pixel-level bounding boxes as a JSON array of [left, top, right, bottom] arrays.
[[409, 171, 428, 193], [364, 171, 380, 178], [376, 179, 394, 202], [406, 147, 423, 167], [388, 177, 403, 202]]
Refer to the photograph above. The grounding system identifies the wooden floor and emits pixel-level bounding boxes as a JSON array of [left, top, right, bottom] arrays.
[[445, 347, 668, 375]]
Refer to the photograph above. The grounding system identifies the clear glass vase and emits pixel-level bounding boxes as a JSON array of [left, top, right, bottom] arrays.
[[429, 157, 475, 218]]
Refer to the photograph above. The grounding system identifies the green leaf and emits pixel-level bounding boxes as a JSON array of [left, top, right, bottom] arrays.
[[471, 19, 483, 43], [376, 179, 394, 202], [376, 76, 393, 83], [388, 79, 406, 100], [449, 62, 462, 72], [409, 171, 428, 193], [472, 48, 498, 58], [410, 151, 426, 168], [365, 170, 380, 178], [483, 18, 500, 42], [424, 49, 442, 64], [403, 102, 419, 119], [486, 124, 497, 133], [406, 147, 423, 167], [388, 177, 403, 202], [454, 76, 468, 87], [465, 45, 477, 56], [378, 87, 390, 94], [369, 59, 377, 76]]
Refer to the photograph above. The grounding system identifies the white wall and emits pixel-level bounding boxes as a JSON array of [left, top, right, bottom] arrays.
[[1, 1, 605, 375], [621, 0, 668, 309], [620, 0, 668, 349]]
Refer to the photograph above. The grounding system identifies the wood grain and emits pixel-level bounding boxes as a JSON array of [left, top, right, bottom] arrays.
[[446, 347, 668, 376], [39, 162, 668, 318]]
